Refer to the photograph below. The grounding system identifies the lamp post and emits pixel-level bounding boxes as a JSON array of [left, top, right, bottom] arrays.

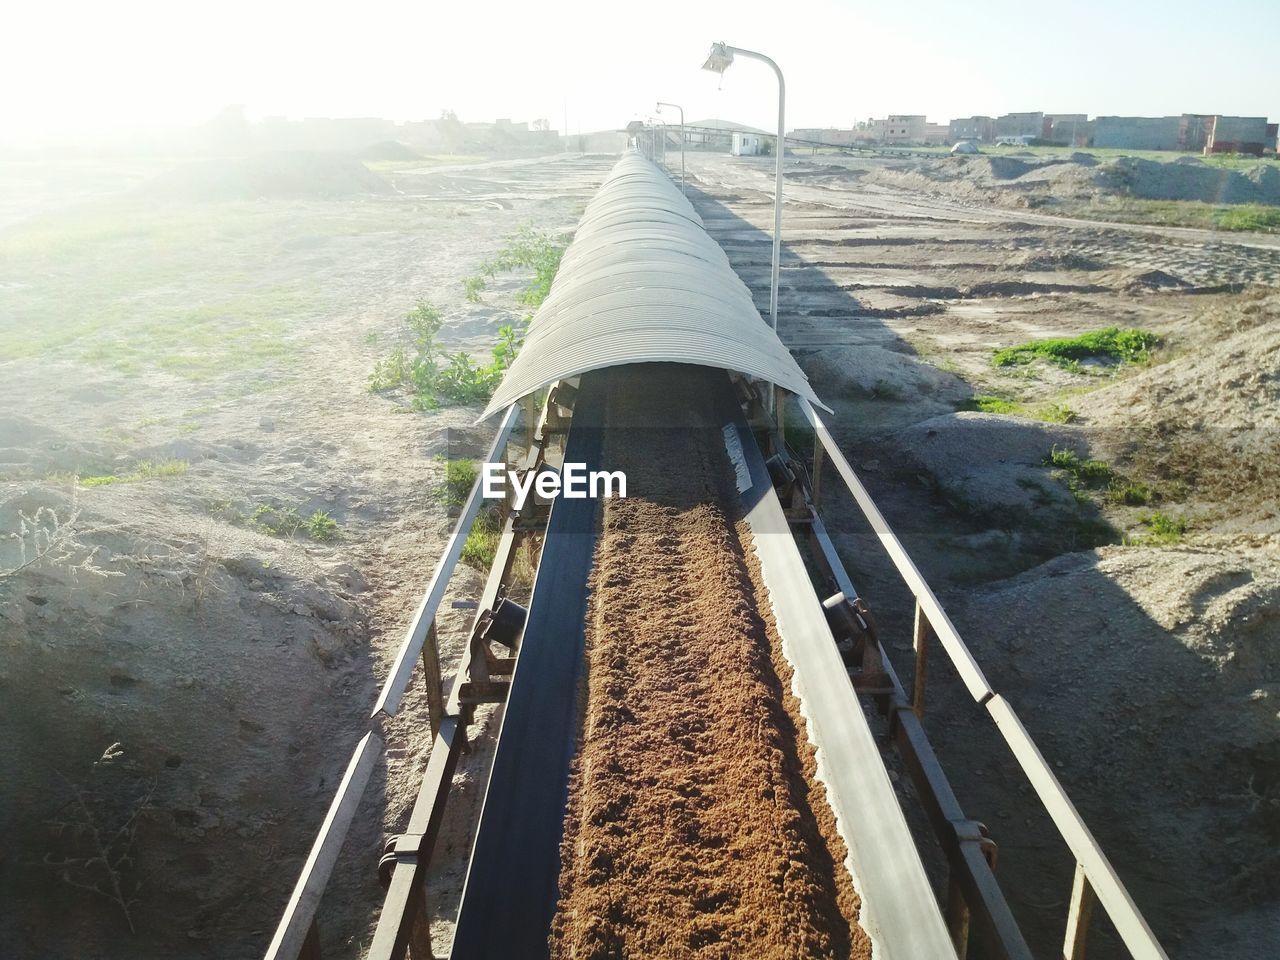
[[656, 101, 685, 193], [703, 41, 785, 332]]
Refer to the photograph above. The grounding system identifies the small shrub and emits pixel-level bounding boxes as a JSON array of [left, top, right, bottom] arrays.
[[1139, 511, 1188, 543], [1046, 447, 1114, 489], [304, 510, 339, 542], [250, 504, 303, 538], [463, 275, 486, 302], [1109, 479, 1156, 506], [994, 327, 1159, 369]]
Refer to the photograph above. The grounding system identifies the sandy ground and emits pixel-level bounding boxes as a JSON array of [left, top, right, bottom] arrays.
[[683, 149, 1278, 959], [0, 151, 613, 958], [3, 144, 1277, 960]]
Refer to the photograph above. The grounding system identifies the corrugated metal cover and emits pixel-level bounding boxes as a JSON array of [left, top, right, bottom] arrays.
[[479, 153, 827, 419]]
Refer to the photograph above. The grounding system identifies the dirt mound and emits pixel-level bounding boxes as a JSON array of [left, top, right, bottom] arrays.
[[896, 412, 1082, 517], [796, 344, 966, 403], [552, 366, 869, 959], [360, 141, 422, 162], [0, 481, 374, 955], [1080, 291, 1280, 527], [147, 152, 394, 201], [1011, 251, 1106, 272], [1102, 156, 1280, 205], [944, 545, 1280, 957], [1121, 268, 1193, 291]]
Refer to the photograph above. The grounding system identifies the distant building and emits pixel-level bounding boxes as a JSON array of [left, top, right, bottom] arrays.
[[996, 112, 1044, 139], [922, 122, 951, 144], [1205, 115, 1270, 155], [789, 127, 859, 145], [950, 116, 996, 142], [1044, 114, 1089, 145], [731, 131, 765, 156], [1092, 116, 1182, 150], [878, 115, 927, 142]]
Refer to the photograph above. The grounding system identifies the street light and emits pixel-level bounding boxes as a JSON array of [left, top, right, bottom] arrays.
[[702, 41, 785, 332], [656, 101, 685, 194]]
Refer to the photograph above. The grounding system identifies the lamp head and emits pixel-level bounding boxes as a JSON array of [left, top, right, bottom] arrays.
[[702, 42, 734, 74]]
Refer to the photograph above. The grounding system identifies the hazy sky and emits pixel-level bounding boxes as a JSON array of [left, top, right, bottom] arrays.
[[4, 0, 1277, 142]]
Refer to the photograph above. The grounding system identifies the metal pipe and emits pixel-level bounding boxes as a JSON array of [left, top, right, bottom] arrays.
[[705, 43, 784, 330]]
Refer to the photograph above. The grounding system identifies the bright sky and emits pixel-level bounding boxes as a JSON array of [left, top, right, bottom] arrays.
[[3, 0, 1276, 143]]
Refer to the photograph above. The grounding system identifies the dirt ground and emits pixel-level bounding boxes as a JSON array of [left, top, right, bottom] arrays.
[[683, 149, 1279, 959], [0, 151, 613, 958], [3, 143, 1278, 960]]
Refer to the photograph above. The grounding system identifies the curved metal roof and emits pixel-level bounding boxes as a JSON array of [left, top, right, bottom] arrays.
[[479, 153, 827, 419]]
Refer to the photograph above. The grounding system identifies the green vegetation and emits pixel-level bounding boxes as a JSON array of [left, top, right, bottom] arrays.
[[303, 510, 340, 541], [210, 500, 341, 542], [461, 509, 501, 570], [369, 301, 521, 408], [956, 395, 1076, 423], [1137, 511, 1189, 543], [370, 226, 562, 410], [1215, 205, 1280, 233], [1066, 197, 1280, 233], [1045, 447, 1165, 508], [77, 459, 189, 487], [994, 327, 1159, 370], [478, 225, 565, 308], [441, 459, 478, 507], [958, 394, 1018, 414]]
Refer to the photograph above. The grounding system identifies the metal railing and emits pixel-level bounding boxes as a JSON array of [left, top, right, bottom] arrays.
[[264, 404, 521, 960], [797, 398, 1168, 960]]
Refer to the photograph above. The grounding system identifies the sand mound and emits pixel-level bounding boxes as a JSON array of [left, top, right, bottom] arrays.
[[147, 152, 394, 201], [1079, 292, 1280, 524], [1120, 268, 1193, 291], [1102, 156, 1280, 205], [0, 481, 374, 953], [945, 545, 1280, 956], [360, 140, 422, 162], [897, 412, 1082, 517], [1012, 251, 1106, 272], [796, 345, 966, 402]]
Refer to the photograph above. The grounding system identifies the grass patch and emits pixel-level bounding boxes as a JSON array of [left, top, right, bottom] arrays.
[[1066, 196, 1280, 233], [460, 509, 501, 570], [78, 459, 189, 487], [957, 394, 1018, 414], [1046, 447, 1114, 490], [441, 459, 478, 507], [211, 500, 341, 542], [1136, 511, 1188, 544], [1215, 206, 1280, 233], [955, 395, 1077, 422], [994, 327, 1159, 370]]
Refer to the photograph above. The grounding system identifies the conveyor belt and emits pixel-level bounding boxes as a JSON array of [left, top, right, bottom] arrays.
[[449, 373, 607, 957], [450, 364, 955, 959]]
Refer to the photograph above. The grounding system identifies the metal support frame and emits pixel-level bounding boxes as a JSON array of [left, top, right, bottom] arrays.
[[794, 397, 1169, 960], [656, 101, 685, 193]]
